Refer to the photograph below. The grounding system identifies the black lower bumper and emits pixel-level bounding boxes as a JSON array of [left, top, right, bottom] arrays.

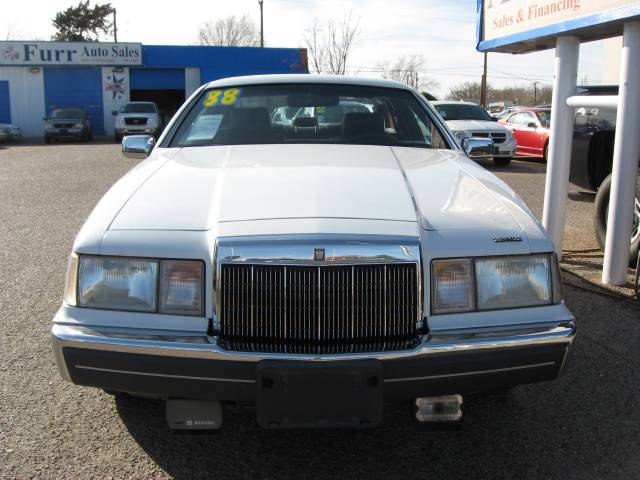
[[62, 341, 570, 402]]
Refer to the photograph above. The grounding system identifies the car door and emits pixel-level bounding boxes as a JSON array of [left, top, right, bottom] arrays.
[[506, 112, 541, 156], [503, 112, 527, 155]]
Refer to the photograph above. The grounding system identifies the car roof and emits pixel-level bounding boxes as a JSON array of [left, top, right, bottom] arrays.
[[431, 101, 480, 106], [204, 74, 413, 91]]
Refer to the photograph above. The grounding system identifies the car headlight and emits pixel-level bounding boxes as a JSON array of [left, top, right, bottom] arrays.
[[64, 254, 204, 316], [432, 253, 562, 314], [453, 130, 472, 142]]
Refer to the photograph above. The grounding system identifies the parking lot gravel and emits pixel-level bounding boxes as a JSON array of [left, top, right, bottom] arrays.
[[1, 143, 639, 479]]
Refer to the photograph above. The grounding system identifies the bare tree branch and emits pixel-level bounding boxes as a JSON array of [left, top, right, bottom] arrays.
[[376, 55, 439, 92], [198, 13, 260, 47], [303, 13, 360, 75]]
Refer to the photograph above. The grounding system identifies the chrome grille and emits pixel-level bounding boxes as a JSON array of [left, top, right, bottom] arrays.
[[471, 131, 507, 144], [219, 263, 419, 354]]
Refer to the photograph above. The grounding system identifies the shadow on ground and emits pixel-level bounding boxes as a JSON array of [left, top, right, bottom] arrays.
[[114, 286, 640, 480]]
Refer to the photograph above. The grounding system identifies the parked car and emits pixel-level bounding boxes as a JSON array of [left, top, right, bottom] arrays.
[[489, 106, 526, 120], [432, 100, 516, 166], [44, 107, 92, 143], [113, 101, 162, 142], [568, 85, 639, 265], [499, 108, 551, 160], [0, 123, 22, 141], [0, 126, 10, 143], [52, 75, 575, 430]]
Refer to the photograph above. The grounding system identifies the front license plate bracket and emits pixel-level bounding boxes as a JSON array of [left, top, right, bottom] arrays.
[[257, 360, 383, 429]]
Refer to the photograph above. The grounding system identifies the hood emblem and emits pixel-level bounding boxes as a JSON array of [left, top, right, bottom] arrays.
[[314, 248, 325, 261], [493, 236, 523, 243]]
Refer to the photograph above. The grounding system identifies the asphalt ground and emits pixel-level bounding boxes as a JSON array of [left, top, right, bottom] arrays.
[[1, 143, 639, 479]]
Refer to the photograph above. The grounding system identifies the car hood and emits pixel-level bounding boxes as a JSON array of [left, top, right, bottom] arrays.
[[101, 144, 539, 237], [445, 119, 509, 133]]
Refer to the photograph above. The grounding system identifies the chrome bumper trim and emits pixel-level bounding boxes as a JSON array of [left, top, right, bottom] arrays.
[[75, 365, 255, 383], [384, 361, 556, 383], [52, 319, 576, 370]]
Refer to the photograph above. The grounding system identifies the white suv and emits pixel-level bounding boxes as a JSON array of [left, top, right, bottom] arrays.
[[113, 101, 162, 142], [432, 101, 517, 166]]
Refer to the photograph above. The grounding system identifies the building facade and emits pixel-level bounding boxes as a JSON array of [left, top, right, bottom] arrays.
[[0, 41, 308, 137]]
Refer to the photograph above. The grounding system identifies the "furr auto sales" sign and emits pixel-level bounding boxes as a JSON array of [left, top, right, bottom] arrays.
[[0, 41, 142, 66]]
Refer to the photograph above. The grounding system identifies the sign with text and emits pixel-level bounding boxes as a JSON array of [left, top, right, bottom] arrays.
[[0, 41, 142, 66], [477, 0, 640, 52]]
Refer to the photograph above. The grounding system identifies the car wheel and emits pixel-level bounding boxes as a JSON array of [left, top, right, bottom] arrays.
[[543, 142, 549, 163], [494, 156, 512, 167], [44, 136, 52, 144], [593, 173, 640, 267], [114, 132, 122, 143]]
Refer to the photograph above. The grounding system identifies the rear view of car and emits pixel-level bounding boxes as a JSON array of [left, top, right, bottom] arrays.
[[113, 102, 162, 141], [44, 108, 92, 143]]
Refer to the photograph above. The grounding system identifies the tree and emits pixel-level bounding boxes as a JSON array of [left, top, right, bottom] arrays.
[[447, 81, 488, 103], [52, 1, 113, 42], [2, 23, 22, 40], [446, 81, 553, 106], [198, 14, 260, 47], [376, 55, 439, 92], [303, 14, 360, 75]]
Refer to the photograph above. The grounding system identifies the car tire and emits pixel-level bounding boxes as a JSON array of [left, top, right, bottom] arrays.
[[114, 132, 122, 143], [44, 136, 52, 144], [494, 156, 512, 167], [593, 173, 640, 267], [543, 142, 549, 163]]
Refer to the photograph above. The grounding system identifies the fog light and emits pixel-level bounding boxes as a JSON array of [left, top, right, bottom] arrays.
[[414, 395, 463, 423]]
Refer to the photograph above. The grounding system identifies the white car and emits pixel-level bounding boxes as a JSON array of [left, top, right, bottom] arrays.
[[432, 101, 517, 166], [52, 75, 575, 430], [0, 123, 22, 141], [113, 101, 162, 142]]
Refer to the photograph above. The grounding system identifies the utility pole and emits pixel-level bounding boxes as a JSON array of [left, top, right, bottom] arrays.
[[113, 8, 118, 42], [480, 51, 488, 107], [258, 0, 264, 47], [533, 81, 538, 105]]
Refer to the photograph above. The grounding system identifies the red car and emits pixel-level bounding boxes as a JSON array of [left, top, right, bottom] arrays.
[[499, 108, 551, 160]]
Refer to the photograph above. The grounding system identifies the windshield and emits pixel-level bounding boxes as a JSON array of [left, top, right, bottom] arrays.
[[168, 84, 449, 149], [434, 103, 492, 121], [121, 103, 157, 113], [50, 109, 85, 119]]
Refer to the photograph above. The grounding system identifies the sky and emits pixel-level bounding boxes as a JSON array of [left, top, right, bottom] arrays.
[[1, 0, 606, 98]]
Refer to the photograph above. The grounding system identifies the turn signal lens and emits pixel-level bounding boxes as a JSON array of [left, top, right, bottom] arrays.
[[431, 258, 474, 314], [159, 260, 204, 316]]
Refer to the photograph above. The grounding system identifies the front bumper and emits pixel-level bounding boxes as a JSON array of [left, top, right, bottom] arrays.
[[116, 127, 159, 136], [494, 138, 516, 157], [46, 128, 83, 138], [52, 316, 576, 402]]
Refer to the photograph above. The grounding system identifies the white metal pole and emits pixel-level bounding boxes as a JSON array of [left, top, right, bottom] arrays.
[[542, 36, 580, 258], [602, 22, 640, 285]]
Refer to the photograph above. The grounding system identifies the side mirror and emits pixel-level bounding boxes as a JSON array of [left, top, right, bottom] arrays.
[[527, 122, 538, 129], [111, 110, 118, 116], [122, 135, 155, 159], [462, 137, 494, 160]]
